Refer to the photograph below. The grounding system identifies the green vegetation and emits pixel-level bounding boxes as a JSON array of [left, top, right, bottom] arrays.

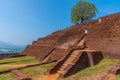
[[0, 56, 38, 64], [57, 58, 119, 80], [0, 56, 53, 80], [116, 74, 120, 80], [71, 0, 97, 24], [0, 63, 53, 80], [0, 57, 119, 80], [0, 56, 39, 70], [20, 63, 53, 80], [0, 73, 16, 80]]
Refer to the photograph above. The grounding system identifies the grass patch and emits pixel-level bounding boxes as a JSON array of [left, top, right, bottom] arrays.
[[0, 73, 16, 80], [57, 58, 119, 80], [0, 56, 39, 71], [0, 63, 53, 80], [0, 56, 38, 64], [0, 57, 119, 80], [115, 74, 120, 80], [20, 63, 54, 80]]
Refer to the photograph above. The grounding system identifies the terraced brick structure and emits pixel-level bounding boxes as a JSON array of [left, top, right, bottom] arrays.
[[22, 12, 120, 78], [22, 12, 120, 60]]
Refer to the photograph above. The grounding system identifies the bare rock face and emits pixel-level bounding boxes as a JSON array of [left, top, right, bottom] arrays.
[[22, 12, 120, 61]]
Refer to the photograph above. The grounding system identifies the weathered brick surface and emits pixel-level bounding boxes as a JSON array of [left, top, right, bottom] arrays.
[[48, 50, 103, 78], [22, 46, 54, 61], [22, 12, 120, 62], [10, 69, 31, 80]]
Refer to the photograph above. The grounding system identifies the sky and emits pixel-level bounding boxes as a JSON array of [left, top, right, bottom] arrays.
[[0, 0, 120, 46]]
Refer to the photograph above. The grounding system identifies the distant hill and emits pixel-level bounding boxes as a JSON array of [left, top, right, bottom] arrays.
[[0, 41, 25, 54]]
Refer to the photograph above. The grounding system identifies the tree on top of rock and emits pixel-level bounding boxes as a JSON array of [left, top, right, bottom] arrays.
[[71, 0, 97, 24]]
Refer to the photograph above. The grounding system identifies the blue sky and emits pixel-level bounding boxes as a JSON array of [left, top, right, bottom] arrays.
[[0, 0, 120, 46]]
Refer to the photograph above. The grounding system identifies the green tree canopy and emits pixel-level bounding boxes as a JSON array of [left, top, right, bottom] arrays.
[[71, 0, 97, 24]]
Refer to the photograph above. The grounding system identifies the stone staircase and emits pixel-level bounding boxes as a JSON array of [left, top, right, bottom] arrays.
[[41, 33, 86, 63], [57, 50, 82, 75], [47, 34, 88, 77], [48, 49, 103, 78], [44, 33, 103, 79]]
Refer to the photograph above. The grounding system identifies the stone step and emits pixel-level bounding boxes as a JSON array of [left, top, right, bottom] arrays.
[[61, 64, 69, 68], [57, 70, 67, 74], [69, 55, 78, 57], [63, 60, 74, 64], [60, 65, 69, 69], [72, 52, 80, 55], [70, 54, 79, 57], [68, 55, 77, 58], [67, 57, 75, 60], [56, 50, 81, 76], [62, 63, 70, 67], [58, 67, 65, 71], [64, 59, 74, 62], [59, 63, 75, 71], [66, 58, 76, 61]]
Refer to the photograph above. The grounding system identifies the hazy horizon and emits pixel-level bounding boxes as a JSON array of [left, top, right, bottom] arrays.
[[0, 0, 120, 46]]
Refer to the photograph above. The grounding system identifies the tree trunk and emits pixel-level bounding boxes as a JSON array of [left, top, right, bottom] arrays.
[[81, 16, 84, 23]]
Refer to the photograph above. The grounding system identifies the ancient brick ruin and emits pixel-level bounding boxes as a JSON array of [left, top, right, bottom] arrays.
[[10, 69, 31, 80], [22, 12, 120, 78], [102, 62, 120, 80], [48, 50, 103, 78], [22, 12, 120, 61]]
